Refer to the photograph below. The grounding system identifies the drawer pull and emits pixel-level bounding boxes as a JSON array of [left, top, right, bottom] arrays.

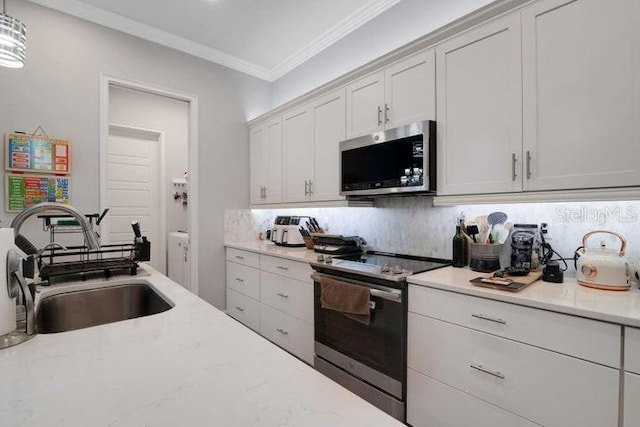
[[276, 328, 289, 335], [234, 306, 244, 312], [472, 313, 507, 325], [276, 292, 289, 298], [276, 266, 289, 271], [234, 255, 244, 260], [470, 364, 505, 379], [235, 278, 245, 283]]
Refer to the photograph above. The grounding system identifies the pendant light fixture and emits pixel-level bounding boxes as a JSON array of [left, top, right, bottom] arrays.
[[0, 0, 26, 68]]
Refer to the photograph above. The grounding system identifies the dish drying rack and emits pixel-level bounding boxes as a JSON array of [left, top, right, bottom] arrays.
[[36, 211, 151, 284]]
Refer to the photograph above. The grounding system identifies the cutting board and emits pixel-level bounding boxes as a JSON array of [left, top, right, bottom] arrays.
[[470, 271, 542, 292]]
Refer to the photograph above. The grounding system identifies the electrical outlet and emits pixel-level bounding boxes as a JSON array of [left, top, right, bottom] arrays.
[[540, 219, 553, 241]]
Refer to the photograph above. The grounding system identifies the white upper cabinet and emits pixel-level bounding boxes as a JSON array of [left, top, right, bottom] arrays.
[[522, 0, 640, 191], [250, 116, 282, 205], [282, 89, 346, 203], [283, 105, 313, 203], [346, 71, 385, 138], [436, 14, 523, 196], [346, 50, 436, 138], [384, 50, 436, 129], [311, 89, 346, 202]]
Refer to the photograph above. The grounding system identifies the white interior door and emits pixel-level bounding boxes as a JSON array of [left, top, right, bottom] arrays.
[[106, 126, 163, 272]]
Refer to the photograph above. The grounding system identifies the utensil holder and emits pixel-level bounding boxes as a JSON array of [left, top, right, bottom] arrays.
[[303, 237, 315, 250], [469, 242, 506, 272]]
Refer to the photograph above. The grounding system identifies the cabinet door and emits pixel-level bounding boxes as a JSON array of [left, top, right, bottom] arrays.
[[436, 14, 523, 196], [310, 88, 346, 202], [346, 71, 385, 138], [282, 105, 313, 202], [264, 117, 283, 204], [249, 123, 267, 205], [384, 49, 436, 129], [625, 372, 640, 427], [522, 0, 640, 191]]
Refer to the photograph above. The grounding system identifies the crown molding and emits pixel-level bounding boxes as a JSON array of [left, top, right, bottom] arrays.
[[26, 0, 272, 80], [26, 0, 400, 82], [267, 0, 402, 81]]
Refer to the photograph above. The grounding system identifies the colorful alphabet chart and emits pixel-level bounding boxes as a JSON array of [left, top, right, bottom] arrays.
[[5, 174, 70, 212], [5, 132, 71, 174]]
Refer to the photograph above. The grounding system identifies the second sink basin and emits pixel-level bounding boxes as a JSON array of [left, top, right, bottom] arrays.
[[36, 282, 173, 333]]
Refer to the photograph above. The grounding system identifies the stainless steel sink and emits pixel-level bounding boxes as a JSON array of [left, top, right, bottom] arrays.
[[36, 282, 173, 333]]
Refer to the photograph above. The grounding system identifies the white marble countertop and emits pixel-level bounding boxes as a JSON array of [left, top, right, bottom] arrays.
[[0, 266, 402, 427], [225, 240, 320, 263], [409, 266, 640, 328]]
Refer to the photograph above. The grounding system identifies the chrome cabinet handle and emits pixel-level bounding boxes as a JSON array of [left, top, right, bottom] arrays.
[[276, 266, 289, 271], [264, 186, 268, 198], [511, 153, 517, 181], [384, 103, 390, 123], [526, 150, 532, 179], [276, 328, 289, 335], [304, 180, 309, 196], [234, 255, 244, 260], [472, 313, 507, 325], [308, 180, 313, 196], [276, 292, 289, 298], [234, 306, 244, 312], [470, 364, 505, 379], [377, 106, 382, 126], [235, 277, 244, 283]]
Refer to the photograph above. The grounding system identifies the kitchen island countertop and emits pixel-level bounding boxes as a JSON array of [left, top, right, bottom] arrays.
[[409, 266, 640, 328], [0, 265, 403, 427]]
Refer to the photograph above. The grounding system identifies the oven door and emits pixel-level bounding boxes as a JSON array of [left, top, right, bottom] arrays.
[[312, 272, 406, 399]]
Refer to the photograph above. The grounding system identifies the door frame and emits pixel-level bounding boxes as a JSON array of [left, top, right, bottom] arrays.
[[106, 123, 166, 273], [100, 74, 200, 295]]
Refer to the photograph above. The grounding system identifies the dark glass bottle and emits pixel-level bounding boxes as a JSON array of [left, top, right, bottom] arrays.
[[452, 225, 465, 267]]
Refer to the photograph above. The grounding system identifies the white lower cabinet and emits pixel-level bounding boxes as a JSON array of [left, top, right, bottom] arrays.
[[407, 285, 620, 427], [259, 303, 314, 364], [624, 372, 640, 426], [225, 248, 314, 365], [407, 369, 539, 427], [226, 288, 259, 332]]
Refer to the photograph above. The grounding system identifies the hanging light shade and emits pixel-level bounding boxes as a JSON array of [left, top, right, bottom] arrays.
[[0, 0, 26, 69]]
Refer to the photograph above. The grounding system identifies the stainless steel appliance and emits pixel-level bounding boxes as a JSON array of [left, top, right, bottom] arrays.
[[270, 216, 309, 247], [339, 121, 436, 197], [310, 252, 450, 422]]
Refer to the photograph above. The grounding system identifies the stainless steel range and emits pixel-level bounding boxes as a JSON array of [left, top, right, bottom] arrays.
[[310, 252, 450, 422]]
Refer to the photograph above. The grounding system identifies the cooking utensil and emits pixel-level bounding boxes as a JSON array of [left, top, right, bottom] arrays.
[[575, 230, 630, 290], [486, 211, 507, 243], [466, 225, 479, 243]]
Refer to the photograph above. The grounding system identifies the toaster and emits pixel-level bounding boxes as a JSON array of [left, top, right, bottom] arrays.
[[270, 216, 309, 247]]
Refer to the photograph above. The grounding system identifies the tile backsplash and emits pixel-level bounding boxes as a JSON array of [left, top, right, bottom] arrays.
[[225, 198, 640, 275]]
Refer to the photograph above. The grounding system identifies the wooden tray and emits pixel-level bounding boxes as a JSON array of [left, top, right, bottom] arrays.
[[470, 271, 542, 292]]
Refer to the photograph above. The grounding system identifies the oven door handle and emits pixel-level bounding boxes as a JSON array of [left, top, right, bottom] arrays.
[[311, 273, 403, 303]]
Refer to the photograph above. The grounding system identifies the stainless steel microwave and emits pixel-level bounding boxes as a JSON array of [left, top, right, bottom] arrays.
[[339, 120, 436, 197]]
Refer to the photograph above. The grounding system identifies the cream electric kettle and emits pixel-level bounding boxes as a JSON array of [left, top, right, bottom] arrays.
[[575, 230, 631, 291]]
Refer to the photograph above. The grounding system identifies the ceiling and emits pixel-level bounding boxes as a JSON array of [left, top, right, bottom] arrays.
[[27, 0, 404, 81]]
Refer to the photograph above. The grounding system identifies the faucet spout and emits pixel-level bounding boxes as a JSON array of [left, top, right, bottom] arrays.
[[10, 202, 100, 251]]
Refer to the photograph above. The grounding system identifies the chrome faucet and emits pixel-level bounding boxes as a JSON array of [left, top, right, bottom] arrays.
[[10, 202, 100, 250]]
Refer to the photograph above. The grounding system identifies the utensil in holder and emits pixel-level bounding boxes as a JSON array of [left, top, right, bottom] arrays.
[[469, 242, 506, 273]]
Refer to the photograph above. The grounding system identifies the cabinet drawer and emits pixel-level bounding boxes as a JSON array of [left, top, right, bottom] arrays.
[[260, 254, 312, 283], [226, 288, 259, 332], [408, 313, 619, 427], [260, 271, 313, 323], [260, 303, 313, 364], [624, 372, 640, 426], [625, 327, 640, 374], [226, 248, 259, 268], [407, 369, 539, 427], [409, 285, 620, 367], [226, 261, 259, 300]]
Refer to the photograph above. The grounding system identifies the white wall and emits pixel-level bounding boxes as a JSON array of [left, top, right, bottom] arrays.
[[0, 1, 271, 308], [270, 0, 494, 109]]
